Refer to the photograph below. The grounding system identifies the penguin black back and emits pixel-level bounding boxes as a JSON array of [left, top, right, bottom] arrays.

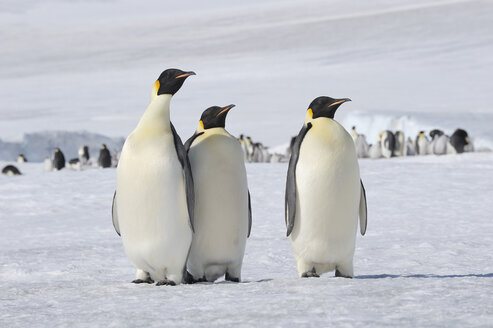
[[383, 130, 396, 157], [81, 146, 90, 161], [53, 148, 65, 170], [2, 165, 22, 176], [98, 144, 112, 168], [450, 128, 470, 153]]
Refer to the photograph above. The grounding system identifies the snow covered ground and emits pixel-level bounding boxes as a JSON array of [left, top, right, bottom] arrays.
[[1, 153, 493, 327]]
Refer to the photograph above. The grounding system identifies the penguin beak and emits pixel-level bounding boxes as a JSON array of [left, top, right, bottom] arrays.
[[328, 98, 352, 108], [216, 104, 236, 117], [175, 71, 196, 79]]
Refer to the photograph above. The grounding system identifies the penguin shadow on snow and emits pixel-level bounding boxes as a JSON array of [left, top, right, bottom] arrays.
[[188, 278, 274, 286], [356, 273, 493, 279]]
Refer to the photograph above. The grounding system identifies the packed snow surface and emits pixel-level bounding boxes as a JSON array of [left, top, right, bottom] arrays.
[[1, 154, 493, 327]]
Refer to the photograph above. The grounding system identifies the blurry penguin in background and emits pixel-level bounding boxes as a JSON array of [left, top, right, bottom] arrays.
[[368, 134, 382, 159], [17, 154, 27, 163], [350, 126, 358, 145], [428, 129, 444, 154], [393, 131, 405, 157], [238, 135, 247, 160], [427, 129, 448, 155], [450, 129, 473, 153], [380, 130, 395, 159], [52, 148, 66, 170], [433, 134, 451, 155], [351, 126, 369, 158], [44, 156, 53, 171], [405, 137, 416, 156], [68, 158, 81, 170], [355, 134, 369, 158], [429, 129, 444, 140], [415, 131, 429, 155], [2, 165, 22, 176], [98, 144, 112, 168], [78, 145, 90, 165]]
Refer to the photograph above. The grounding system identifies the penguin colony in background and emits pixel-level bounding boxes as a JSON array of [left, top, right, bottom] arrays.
[[108, 68, 369, 286], [349, 126, 475, 159]]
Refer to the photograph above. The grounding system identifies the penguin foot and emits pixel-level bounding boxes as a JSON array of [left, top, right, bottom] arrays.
[[183, 271, 207, 284], [156, 279, 177, 286], [132, 278, 154, 284], [335, 269, 353, 279], [225, 272, 240, 283], [301, 268, 319, 278]]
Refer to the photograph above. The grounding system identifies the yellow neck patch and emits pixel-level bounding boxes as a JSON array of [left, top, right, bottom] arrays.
[[307, 108, 313, 118], [153, 80, 160, 95], [199, 120, 204, 129]]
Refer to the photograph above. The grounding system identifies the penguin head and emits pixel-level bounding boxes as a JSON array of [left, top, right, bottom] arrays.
[[306, 96, 351, 120], [452, 128, 469, 144], [417, 131, 427, 140], [55, 148, 60, 153], [101, 144, 107, 149], [151, 69, 196, 99], [429, 129, 444, 139], [198, 104, 235, 130]]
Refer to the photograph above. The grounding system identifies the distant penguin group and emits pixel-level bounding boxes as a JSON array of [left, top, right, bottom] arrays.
[[351, 127, 475, 159], [111, 68, 367, 285]]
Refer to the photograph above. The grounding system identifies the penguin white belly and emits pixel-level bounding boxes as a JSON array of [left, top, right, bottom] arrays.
[[116, 132, 192, 281], [417, 138, 429, 155], [187, 132, 249, 281], [291, 120, 360, 272]]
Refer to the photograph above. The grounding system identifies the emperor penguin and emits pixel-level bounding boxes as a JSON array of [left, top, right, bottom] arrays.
[[17, 154, 27, 163], [43, 156, 53, 171], [380, 130, 395, 159], [368, 141, 382, 159], [355, 134, 370, 158], [112, 68, 196, 286], [450, 128, 473, 153], [245, 137, 254, 162], [98, 144, 112, 168], [52, 148, 66, 170], [350, 126, 358, 145], [285, 96, 367, 278], [2, 165, 22, 176], [393, 130, 405, 157], [78, 145, 90, 165], [405, 137, 416, 156], [415, 131, 429, 155], [184, 104, 251, 283]]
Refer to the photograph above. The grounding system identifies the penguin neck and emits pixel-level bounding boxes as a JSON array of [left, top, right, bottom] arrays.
[[136, 94, 173, 135]]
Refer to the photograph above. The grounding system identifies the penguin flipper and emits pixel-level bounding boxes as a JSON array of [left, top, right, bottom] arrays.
[[359, 180, 367, 236], [170, 123, 195, 232], [247, 190, 252, 238], [285, 123, 312, 237], [184, 131, 204, 153], [112, 191, 121, 236]]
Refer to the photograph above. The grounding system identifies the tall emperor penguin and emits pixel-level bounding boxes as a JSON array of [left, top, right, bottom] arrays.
[[285, 96, 367, 278], [184, 104, 251, 283], [112, 68, 196, 286]]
